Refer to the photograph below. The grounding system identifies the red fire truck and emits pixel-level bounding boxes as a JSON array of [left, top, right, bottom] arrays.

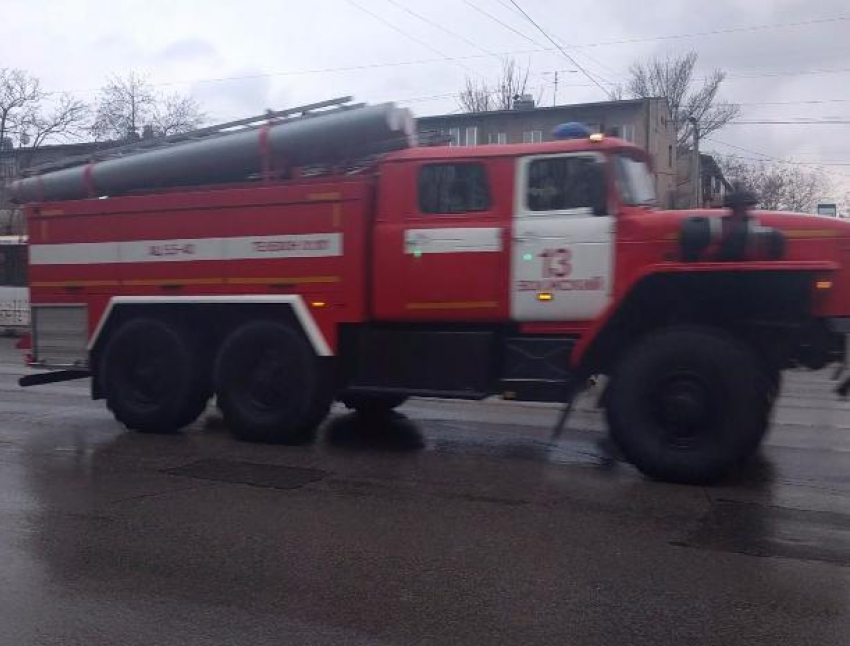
[[12, 98, 850, 484]]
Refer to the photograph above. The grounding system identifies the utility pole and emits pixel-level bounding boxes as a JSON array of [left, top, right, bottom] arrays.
[[689, 116, 700, 208], [553, 71, 558, 106], [543, 70, 576, 107]]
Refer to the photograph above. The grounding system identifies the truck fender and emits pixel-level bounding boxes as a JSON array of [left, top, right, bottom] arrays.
[[88, 295, 332, 356], [572, 261, 837, 372]]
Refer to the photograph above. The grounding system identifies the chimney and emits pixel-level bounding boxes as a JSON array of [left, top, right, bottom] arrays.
[[512, 94, 535, 110]]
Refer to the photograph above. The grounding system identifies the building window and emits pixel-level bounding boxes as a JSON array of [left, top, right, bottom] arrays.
[[522, 130, 543, 144], [488, 132, 507, 145], [668, 145, 673, 169], [448, 127, 461, 147], [606, 125, 635, 142], [526, 156, 606, 213], [0, 158, 19, 179], [465, 126, 478, 146], [418, 163, 491, 214]]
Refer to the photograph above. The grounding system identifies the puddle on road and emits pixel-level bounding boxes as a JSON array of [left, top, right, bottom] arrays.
[[320, 411, 620, 470], [164, 459, 328, 490], [677, 499, 850, 567]]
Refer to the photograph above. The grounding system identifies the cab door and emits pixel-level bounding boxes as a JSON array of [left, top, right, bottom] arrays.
[[510, 152, 614, 322], [372, 158, 509, 320]]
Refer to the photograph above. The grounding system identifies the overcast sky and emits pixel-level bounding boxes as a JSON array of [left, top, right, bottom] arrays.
[[3, 0, 850, 195]]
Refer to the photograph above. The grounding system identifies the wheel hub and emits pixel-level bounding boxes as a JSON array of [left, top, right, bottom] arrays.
[[127, 351, 168, 403], [247, 355, 287, 409], [654, 372, 713, 447]]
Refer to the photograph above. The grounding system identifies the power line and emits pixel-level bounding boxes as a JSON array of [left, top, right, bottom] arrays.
[[507, 0, 611, 98], [384, 0, 494, 55], [468, 4, 850, 52], [706, 138, 850, 180], [345, 0, 482, 79], [36, 14, 850, 99], [726, 66, 850, 81], [463, 0, 540, 47], [737, 98, 850, 106], [563, 14, 850, 50], [481, 0, 619, 83], [729, 120, 850, 125]]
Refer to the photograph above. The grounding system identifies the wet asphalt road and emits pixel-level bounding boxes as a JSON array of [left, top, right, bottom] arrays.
[[0, 338, 848, 646]]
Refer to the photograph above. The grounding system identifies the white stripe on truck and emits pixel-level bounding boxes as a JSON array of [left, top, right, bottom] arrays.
[[29, 233, 343, 265]]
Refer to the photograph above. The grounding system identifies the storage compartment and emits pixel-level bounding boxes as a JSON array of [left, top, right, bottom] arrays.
[[32, 305, 89, 367]]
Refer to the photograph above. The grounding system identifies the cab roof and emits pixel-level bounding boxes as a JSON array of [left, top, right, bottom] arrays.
[[384, 136, 646, 162]]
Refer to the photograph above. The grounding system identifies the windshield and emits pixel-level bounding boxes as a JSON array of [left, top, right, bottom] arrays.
[[614, 154, 657, 207]]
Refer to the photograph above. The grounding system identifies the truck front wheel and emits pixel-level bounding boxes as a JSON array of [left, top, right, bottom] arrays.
[[606, 327, 765, 484], [214, 321, 328, 444], [100, 318, 209, 433]]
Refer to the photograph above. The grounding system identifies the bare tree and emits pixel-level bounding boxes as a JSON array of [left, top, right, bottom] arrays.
[[151, 93, 205, 136], [19, 94, 89, 148], [719, 156, 831, 213], [91, 72, 205, 141], [494, 59, 531, 111], [458, 58, 533, 113], [0, 68, 89, 228], [0, 69, 88, 150], [457, 78, 493, 113], [627, 52, 739, 150], [0, 69, 43, 150], [90, 72, 154, 141]]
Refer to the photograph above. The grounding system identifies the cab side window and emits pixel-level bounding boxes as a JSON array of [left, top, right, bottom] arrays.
[[526, 156, 607, 214], [418, 163, 490, 214]]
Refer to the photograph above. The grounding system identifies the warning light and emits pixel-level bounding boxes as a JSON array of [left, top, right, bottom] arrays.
[[537, 292, 554, 302], [589, 133, 605, 142], [310, 301, 328, 308], [522, 253, 534, 261], [413, 249, 423, 258], [816, 280, 833, 290], [552, 122, 591, 140]]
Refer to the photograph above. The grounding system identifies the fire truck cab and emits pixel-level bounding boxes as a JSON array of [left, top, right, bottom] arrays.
[[15, 102, 850, 484]]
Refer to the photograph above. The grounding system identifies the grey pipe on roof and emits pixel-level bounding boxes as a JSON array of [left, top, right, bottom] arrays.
[[11, 103, 414, 203]]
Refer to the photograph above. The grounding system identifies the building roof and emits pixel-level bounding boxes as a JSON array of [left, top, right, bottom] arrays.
[[417, 97, 664, 123]]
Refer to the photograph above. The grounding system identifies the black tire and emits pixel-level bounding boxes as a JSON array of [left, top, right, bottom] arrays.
[[100, 318, 209, 434], [341, 393, 408, 416], [756, 363, 782, 436], [214, 320, 324, 444], [606, 327, 764, 485], [299, 361, 335, 432]]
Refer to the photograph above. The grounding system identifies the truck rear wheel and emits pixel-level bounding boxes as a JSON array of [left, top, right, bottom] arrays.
[[606, 327, 764, 484], [214, 320, 327, 444], [100, 318, 209, 434]]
